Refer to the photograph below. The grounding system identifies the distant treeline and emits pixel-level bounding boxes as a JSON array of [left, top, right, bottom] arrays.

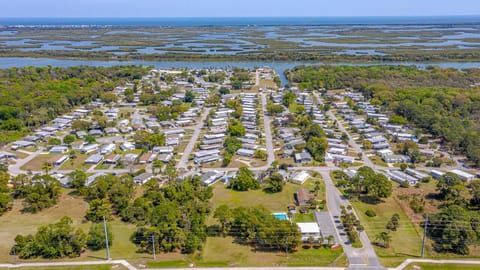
[[287, 65, 480, 165], [3, 48, 480, 62]]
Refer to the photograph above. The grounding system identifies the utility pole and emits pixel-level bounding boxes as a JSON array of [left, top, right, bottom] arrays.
[[285, 236, 289, 259], [152, 234, 156, 260], [421, 214, 428, 258], [103, 216, 110, 261]]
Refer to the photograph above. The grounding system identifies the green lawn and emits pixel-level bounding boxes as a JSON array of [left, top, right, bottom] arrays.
[[350, 195, 423, 267], [210, 180, 318, 213], [0, 189, 142, 264], [199, 236, 344, 267], [369, 156, 388, 167], [293, 213, 315, 222]]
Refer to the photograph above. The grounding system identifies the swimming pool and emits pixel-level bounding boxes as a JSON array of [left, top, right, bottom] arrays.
[[273, 212, 288, 220]]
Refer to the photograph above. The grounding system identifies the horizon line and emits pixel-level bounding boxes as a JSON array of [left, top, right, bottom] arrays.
[[2, 15, 480, 19]]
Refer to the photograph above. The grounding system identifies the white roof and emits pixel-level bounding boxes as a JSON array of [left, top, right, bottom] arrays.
[[292, 171, 310, 183], [297, 222, 320, 234], [450, 169, 475, 179]]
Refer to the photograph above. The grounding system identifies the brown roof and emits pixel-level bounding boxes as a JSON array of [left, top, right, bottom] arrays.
[[139, 153, 152, 161], [296, 188, 314, 203]]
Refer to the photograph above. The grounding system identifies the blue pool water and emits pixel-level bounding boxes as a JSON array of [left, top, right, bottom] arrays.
[[273, 213, 288, 220]]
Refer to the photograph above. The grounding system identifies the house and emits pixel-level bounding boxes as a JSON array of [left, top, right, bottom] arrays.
[[200, 170, 224, 186], [81, 144, 99, 154], [120, 142, 135, 151], [85, 154, 104, 165], [294, 151, 313, 164], [49, 155, 69, 166], [0, 151, 17, 161], [11, 140, 36, 150], [134, 173, 154, 185], [297, 223, 322, 241], [138, 153, 155, 164], [450, 169, 475, 182], [158, 153, 173, 163], [152, 146, 174, 154], [430, 169, 445, 179], [71, 141, 85, 151], [291, 171, 311, 184], [103, 154, 121, 164], [86, 172, 106, 187], [387, 170, 418, 186], [89, 129, 103, 136], [49, 146, 69, 154], [100, 143, 116, 155], [382, 154, 411, 164], [237, 148, 255, 157], [295, 188, 314, 206]]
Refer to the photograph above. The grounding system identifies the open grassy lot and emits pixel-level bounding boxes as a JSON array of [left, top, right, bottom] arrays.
[[350, 190, 423, 267], [0, 189, 141, 264], [20, 154, 56, 171], [210, 180, 317, 213], [59, 154, 89, 171], [198, 236, 344, 267]]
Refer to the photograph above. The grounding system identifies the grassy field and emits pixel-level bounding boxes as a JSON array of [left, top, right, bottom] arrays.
[[350, 192, 423, 267], [20, 154, 55, 171], [210, 180, 317, 213], [369, 156, 389, 167], [197, 236, 344, 267], [59, 154, 89, 171], [0, 189, 142, 265]]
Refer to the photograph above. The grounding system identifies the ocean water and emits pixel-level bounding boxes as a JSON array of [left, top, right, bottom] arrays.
[[1, 16, 480, 27]]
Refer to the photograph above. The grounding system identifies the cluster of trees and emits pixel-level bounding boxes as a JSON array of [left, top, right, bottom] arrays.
[[225, 98, 243, 118], [266, 103, 284, 115], [427, 205, 480, 255], [229, 167, 260, 191], [11, 217, 87, 259], [350, 167, 393, 200], [12, 174, 61, 213], [213, 205, 301, 252], [0, 65, 148, 144], [287, 65, 480, 91], [0, 170, 12, 216], [83, 174, 136, 222], [302, 123, 328, 162], [340, 206, 363, 245], [222, 136, 242, 167], [152, 101, 189, 121], [423, 173, 480, 254], [130, 176, 212, 254], [132, 130, 166, 150], [10, 216, 113, 259], [227, 119, 246, 137]]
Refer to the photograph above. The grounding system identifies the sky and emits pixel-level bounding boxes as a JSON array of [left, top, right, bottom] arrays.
[[3, 0, 480, 18]]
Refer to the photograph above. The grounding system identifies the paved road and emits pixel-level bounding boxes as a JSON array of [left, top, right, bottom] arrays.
[[320, 171, 383, 270], [8, 148, 44, 176], [261, 93, 275, 167], [177, 107, 212, 169]]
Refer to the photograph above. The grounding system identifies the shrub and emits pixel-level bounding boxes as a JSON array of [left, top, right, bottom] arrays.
[[365, 209, 377, 217]]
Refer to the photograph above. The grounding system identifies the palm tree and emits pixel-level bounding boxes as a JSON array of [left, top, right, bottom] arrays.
[[42, 162, 53, 175], [314, 180, 322, 196], [375, 231, 392, 248], [327, 235, 334, 246], [152, 160, 162, 175]]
